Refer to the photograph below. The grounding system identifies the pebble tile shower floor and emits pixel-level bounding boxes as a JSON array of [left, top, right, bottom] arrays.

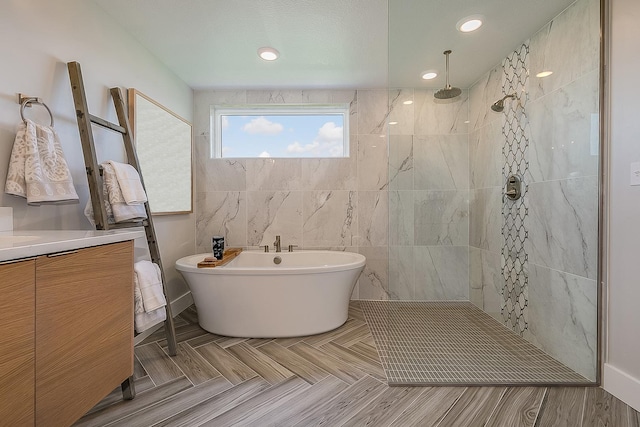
[[360, 300, 591, 386]]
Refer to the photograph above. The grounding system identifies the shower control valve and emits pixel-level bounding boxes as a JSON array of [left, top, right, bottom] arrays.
[[504, 174, 522, 201]]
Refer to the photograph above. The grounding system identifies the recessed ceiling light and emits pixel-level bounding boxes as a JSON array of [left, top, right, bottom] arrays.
[[457, 16, 484, 33], [421, 71, 438, 80], [536, 70, 553, 78], [389, 121, 399, 125], [403, 100, 413, 105], [258, 47, 279, 61]]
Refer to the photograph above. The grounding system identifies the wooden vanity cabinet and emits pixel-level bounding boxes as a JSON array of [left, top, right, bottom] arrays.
[[0, 259, 36, 426], [35, 240, 134, 427], [0, 240, 134, 427]]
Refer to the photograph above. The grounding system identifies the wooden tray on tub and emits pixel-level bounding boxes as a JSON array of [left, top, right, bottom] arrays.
[[197, 248, 243, 268]]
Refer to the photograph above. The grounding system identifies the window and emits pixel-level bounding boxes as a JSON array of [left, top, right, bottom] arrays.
[[212, 104, 349, 158]]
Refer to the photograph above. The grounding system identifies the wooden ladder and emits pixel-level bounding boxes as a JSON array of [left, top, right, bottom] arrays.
[[67, 62, 178, 367]]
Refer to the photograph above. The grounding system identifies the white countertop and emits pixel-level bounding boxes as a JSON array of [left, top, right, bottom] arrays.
[[0, 229, 145, 262]]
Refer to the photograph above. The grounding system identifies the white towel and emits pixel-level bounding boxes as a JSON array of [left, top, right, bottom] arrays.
[[5, 119, 79, 204], [83, 162, 147, 226], [102, 162, 147, 222], [133, 274, 145, 315], [107, 160, 147, 205], [134, 260, 166, 313], [135, 308, 166, 334], [133, 262, 167, 333]]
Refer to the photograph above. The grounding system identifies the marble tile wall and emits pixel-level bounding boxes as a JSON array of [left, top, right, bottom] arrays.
[[193, 89, 389, 300], [468, 0, 599, 380], [195, 87, 472, 302], [387, 89, 470, 301]]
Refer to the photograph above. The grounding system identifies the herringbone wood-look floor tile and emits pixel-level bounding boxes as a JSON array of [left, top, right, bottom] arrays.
[[75, 302, 639, 427]]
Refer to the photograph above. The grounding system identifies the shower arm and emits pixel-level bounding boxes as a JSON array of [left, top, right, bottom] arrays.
[[444, 50, 451, 89]]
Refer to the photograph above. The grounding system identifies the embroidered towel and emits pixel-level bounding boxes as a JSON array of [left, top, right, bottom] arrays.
[[106, 160, 147, 205], [134, 260, 166, 313], [5, 119, 79, 204]]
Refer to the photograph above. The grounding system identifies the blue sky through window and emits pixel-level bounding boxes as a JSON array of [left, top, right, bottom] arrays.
[[220, 114, 346, 158]]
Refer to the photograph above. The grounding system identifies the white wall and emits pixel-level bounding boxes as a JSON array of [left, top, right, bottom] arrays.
[[0, 0, 195, 302], [605, 0, 640, 412]]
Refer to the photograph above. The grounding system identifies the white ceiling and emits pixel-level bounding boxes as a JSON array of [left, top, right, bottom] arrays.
[[94, 0, 576, 90]]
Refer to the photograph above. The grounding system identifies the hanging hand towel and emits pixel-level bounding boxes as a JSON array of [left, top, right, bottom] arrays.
[[106, 160, 147, 205], [5, 119, 79, 204]]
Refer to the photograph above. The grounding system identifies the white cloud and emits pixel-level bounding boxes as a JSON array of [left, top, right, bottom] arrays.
[[258, 151, 271, 158], [328, 144, 344, 157], [286, 141, 319, 153], [317, 122, 343, 143], [285, 121, 344, 157], [221, 116, 229, 130], [242, 116, 283, 135]]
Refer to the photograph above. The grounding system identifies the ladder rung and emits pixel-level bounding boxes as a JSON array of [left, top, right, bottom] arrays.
[[90, 114, 126, 134]]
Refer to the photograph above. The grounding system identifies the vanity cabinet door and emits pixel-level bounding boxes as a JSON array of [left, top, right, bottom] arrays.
[[0, 259, 35, 426], [35, 241, 134, 427]]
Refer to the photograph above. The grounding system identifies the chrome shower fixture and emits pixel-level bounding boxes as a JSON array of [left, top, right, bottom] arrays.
[[491, 94, 517, 112], [434, 50, 462, 100]]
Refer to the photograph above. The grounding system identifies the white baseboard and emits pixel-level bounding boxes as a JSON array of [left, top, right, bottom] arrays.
[[603, 363, 640, 412], [134, 291, 193, 346]]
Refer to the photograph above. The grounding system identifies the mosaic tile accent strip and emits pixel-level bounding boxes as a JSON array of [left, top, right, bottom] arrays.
[[360, 300, 591, 385], [501, 43, 531, 335]]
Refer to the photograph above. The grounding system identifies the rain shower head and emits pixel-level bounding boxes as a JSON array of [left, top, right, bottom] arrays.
[[434, 50, 462, 100], [491, 94, 517, 112]]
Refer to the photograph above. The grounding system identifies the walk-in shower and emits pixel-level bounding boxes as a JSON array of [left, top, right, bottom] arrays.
[[386, 0, 601, 386]]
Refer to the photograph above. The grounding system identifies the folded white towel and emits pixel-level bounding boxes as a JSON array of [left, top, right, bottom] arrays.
[[5, 119, 79, 204], [102, 162, 147, 222], [133, 261, 167, 333], [83, 162, 147, 226], [134, 260, 166, 313], [135, 307, 166, 334], [107, 160, 147, 205], [133, 272, 145, 315]]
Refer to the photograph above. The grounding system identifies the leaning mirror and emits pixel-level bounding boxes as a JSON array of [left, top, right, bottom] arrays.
[[128, 89, 193, 214]]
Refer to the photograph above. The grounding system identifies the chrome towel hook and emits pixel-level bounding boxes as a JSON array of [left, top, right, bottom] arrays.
[[18, 93, 54, 127]]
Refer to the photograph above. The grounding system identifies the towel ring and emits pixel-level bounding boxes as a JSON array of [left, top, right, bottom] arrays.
[[20, 98, 54, 127]]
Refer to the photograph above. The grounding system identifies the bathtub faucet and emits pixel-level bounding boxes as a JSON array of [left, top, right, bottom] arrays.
[[274, 235, 281, 252]]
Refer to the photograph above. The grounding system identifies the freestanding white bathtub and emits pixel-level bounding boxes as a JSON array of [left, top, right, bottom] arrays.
[[175, 250, 366, 338]]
